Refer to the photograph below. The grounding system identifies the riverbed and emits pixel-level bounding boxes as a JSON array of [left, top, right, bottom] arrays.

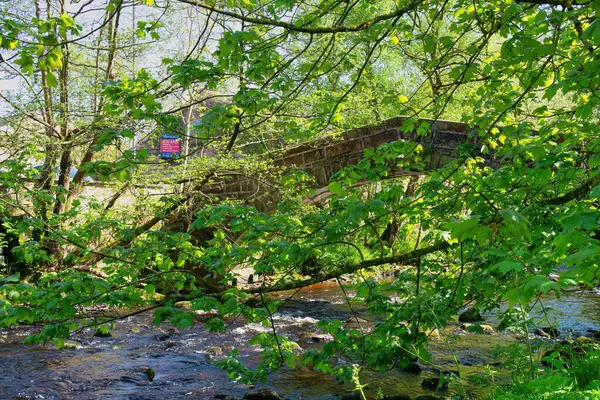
[[1, 285, 599, 400]]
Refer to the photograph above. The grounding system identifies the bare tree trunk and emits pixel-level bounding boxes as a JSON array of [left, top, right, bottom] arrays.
[[32, 0, 58, 257], [53, 0, 72, 217], [66, 2, 122, 210]]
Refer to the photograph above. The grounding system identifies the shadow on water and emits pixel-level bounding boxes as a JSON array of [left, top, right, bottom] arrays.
[[1, 284, 600, 399]]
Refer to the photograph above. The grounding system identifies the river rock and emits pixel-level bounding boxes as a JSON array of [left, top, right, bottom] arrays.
[[344, 317, 370, 330], [383, 395, 411, 400], [461, 323, 494, 334], [299, 332, 331, 342], [174, 301, 192, 309], [421, 377, 449, 391], [458, 308, 484, 323], [576, 336, 595, 344], [205, 346, 224, 356], [535, 327, 559, 338], [425, 328, 440, 339], [94, 328, 112, 338], [341, 392, 362, 400], [243, 389, 281, 400], [431, 368, 459, 377], [144, 368, 155, 381], [401, 362, 422, 374], [120, 367, 156, 383], [594, 331, 600, 339]]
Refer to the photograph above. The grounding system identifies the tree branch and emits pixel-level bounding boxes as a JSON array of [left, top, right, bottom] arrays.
[[244, 240, 452, 294], [176, 0, 424, 34]]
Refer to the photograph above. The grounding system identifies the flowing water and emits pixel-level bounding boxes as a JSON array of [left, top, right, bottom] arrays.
[[1, 284, 600, 400]]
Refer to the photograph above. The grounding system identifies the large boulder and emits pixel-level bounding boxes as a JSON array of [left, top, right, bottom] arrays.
[[401, 362, 422, 374], [458, 307, 484, 323]]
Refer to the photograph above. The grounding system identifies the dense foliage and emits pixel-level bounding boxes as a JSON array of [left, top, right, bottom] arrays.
[[0, 0, 599, 397]]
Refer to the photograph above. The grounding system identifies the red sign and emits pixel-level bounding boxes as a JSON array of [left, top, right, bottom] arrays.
[[160, 134, 181, 159]]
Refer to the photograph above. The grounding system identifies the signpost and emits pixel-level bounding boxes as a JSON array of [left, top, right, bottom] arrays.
[[160, 134, 181, 159]]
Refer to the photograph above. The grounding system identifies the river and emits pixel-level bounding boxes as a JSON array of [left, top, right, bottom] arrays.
[[1, 284, 599, 400]]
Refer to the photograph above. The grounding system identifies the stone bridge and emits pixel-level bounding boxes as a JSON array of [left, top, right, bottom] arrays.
[[202, 117, 485, 208]]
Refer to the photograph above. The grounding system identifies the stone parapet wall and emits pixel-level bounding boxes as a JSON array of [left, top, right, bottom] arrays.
[[201, 117, 482, 207]]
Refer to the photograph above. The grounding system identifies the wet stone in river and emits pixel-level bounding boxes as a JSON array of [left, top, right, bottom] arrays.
[[421, 377, 449, 391], [215, 395, 242, 400], [344, 317, 370, 330], [535, 327, 559, 338], [205, 345, 224, 356], [458, 308, 484, 323], [93, 328, 112, 338], [401, 362, 422, 374], [242, 388, 281, 400]]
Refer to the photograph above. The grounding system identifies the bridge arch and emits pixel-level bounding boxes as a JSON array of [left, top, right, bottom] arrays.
[[202, 117, 490, 209]]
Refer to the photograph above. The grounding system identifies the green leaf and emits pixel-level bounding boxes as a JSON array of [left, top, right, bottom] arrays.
[[0, 273, 20, 283], [589, 184, 600, 198], [563, 246, 599, 265], [492, 259, 523, 273], [499, 210, 530, 240], [445, 217, 480, 240], [328, 181, 346, 197], [423, 35, 436, 53], [145, 284, 156, 296], [46, 71, 58, 87], [7, 290, 20, 300]]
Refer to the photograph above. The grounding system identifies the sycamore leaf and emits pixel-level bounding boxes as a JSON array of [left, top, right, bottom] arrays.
[[328, 181, 346, 197], [492, 259, 523, 273], [445, 217, 480, 240], [499, 209, 530, 240], [563, 246, 599, 265], [46, 71, 58, 87]]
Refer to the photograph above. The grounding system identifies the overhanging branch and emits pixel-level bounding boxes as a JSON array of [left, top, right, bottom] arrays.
[[176, 0, 424, 34], [244, 240, 452, 294]]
